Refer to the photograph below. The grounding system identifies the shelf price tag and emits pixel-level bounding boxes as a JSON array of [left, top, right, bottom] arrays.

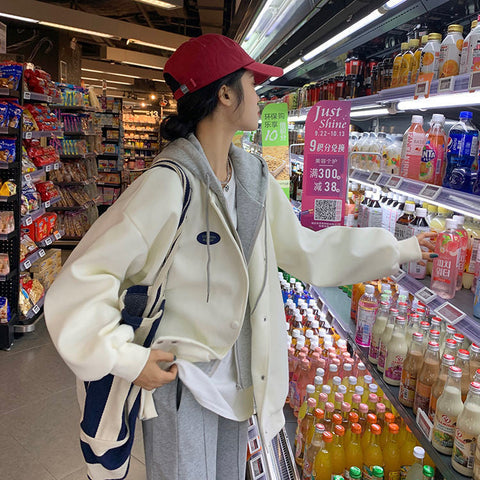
[[367, 171, 382, 184], [301, 101, 351, 231], [386, 175, 403, 189], [414, 286, 437, 305], [469, 71, 480, 92], [54, 162, 60, 170], [47, 95, 52, 103], [419, 183, 442, 200], [24, 131, 32, 139], [44, 237, 52, 246], [38, 249, 45, 258], [32, 304, 40, 315], [391, 269, 406, 282], [438, 76, 456, 93], [44, 200, 51, 208], [25, 216, 32, 226], [416, 408, 433, 442], [434, 302, 466, 325], [414, 73, 434, 99], [24, 174, 32, 182], [23, 260, 31, 270], [54, 231, 61, 240], [24, 91, 31, 100]]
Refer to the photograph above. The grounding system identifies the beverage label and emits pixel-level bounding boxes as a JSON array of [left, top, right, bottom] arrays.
[[378, 342, 387, 369], [433, 413, 457, 449], [452, 429, 477, 471], [395, 222, 414, 241], [414, 381, 432, 413], [355, 308, 376, 346], [388, 471, 401, 480], [399, 370, 417, 407], [367, 207, 383, 228], [467, 238, 480, 274], [303, 458, 313, 478], [362, 464, 375, 480], [369, 337, 381, 361], [295, 432, 303, 459], [419, 142, 436, 182], [401, 131, 426, 180], [448, 131, 479, 159], [409, 224, 430, 278], [400, 465, 409, 480], [439, 43, 461, 78], [385, 354, 406, 381]]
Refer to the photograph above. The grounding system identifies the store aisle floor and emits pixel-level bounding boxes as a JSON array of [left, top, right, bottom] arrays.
[[0, 319, 146, 480]]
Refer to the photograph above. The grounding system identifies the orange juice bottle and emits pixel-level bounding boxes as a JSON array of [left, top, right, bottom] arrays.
[[344, 411, 359, 448], [384, 423, 402, 479], [363, 424, 384, 479], [380, 412, 396, 450], [362, 413, 378, 452], [312, 431, 333, 480], [331, 425, 347, 476], [400, 425, 417, 479], [399, 39, 416, 86], [391, 43, 408, 88], [306, 408, 325, 451], [345, 422, 364, 473]]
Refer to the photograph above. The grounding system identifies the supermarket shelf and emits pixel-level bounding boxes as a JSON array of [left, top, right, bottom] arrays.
[[52, 105, 98, 112], [60, 153, 96, 160], [21, 196, 60, 226], [0, 88, 20, 98], [0, 126, 19, 135], [17, 296, 45, 329], [54, 239, 80, 247], [97, 153, 119, 158], [0, 194, 17, 203], [23, 92, 61, 103], [0, 231, 16, 241], [22, 130, 63, 139], [311, 285, 465, 480], [20, 248, 46, 271], [49, 196, 100, 211], [63, 130, 98, 136], [349, 168, 480, 220], [36, 230, 63, 248], [23, 161, 61, 183], [56, 177, 96, 186], [0, 269, 17, 282]]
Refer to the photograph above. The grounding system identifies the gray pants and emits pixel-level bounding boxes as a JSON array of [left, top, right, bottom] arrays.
[[142, 379, 248, 480]]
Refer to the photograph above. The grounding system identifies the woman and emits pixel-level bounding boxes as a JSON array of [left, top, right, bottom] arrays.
[[45, 34, 435, 479]]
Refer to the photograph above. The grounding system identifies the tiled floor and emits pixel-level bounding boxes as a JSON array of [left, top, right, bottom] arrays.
[[0, 319, 146, 480]]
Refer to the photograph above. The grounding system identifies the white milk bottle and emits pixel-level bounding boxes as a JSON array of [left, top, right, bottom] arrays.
[[369, 301, 390, 365], [384, 316, 408, 386]]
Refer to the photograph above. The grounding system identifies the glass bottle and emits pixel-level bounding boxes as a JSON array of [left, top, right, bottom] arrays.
[[384, 316, 408, 386], [429, 353, 456, 421], [470, 343, 480, 380], [312, 431, 333, 480], [456, 349, 471, 401], [414, 341, 441, 415], [331, 424, 346, 476], [384, 423, 402, 479], [391, 43, 408, 88], [399, 332, 424, 408], [355, 284, 379, 347], [302, 423, 325, 480], [378, 308, 398, 373], [295, 397, 316, 466], [405, 446, 425, 480], [345, 424, 363, 475], [363, 424, 383, 479], [369, 301, 391, 364]]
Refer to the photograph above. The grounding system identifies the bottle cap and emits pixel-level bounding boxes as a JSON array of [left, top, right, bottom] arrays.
[[352, 393, 362, 404], [453, 214, 465, 225], [376, 403, 386, 413], [446, 324, 457, 333], [349, 411, 359, 423], [445, 218, 457, 230], [349, 376, 358, 385], [322, 431, 333, 442], [306, 384, 316, 395], [412, 332, 423, 343], [368, 393, 379, 404], [369, 384, 378, 393], [447, 24, 463, 33], [322, 385, 331, 394], [343, 363, 353, 372], [385, 412, 395, 423], [442, 353, 456, 365], [428, 341, 440, 351], [314, 408, 325, 420], [471, 343, 480, 353], [354, 386, 364, 396], [334, 424, 345, 436], [460, 111, 473, 119], [314, 375, 323, 386], [329, 364, 338, 372], [316, 367, 325, 377], [338, 385, 347, 395], [405, 202, 415, 213], [449, 366, 463, 378], [333, 376, 342, 386], [416, 207, 427, 217], [401, 42, 409, 50], [311, 352, 320, 360], [431, 113, 445, 123], [359, 403, 369, 413], [350, 466, 362, 479], [412, 115, 423, 124], [335, 392, 344, 403], [365, 284, 375, 295], [413, 446, 425, 459], [364, 374, 373, 384], [301, 358, 310, 367], [305, 329, 314, 338], [333, 413, 343, 425], [371, 424, 381, 435], [341, 401, 351, 412], [292, 329, 300, 338], [428, 33, 442, 41], [454, 333, 465, 341], [307, 398, 317, 408], [314, 423, 325, 433], [319, 393, 328, 403], [423, 465, 435, 478], [470, 382, 480, 394], [367, 413, 377, 424], [409, 38, 420, 47], [357, 362, 366, 371], [351, 422, 362, 435], [429, 329, 440, 338], [458, 349, 470, 360], [388, 423, 399, 433]]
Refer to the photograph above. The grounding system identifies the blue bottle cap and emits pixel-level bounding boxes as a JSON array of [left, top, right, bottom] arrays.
[[460, 111, 473, 118]]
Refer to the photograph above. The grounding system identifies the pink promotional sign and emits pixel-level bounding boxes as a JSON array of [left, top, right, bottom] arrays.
[[300, 100, 351, 231]]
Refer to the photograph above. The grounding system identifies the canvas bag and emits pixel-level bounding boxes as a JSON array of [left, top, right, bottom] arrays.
[[77, 160, 191, 480]]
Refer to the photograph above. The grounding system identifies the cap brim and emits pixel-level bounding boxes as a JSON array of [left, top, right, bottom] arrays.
[[244, 61, 283, 85]]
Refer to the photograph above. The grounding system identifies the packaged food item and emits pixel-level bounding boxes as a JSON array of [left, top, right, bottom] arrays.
[[7, 101, 23, 129], [0, 297, 11, 323], [20, 233, 38, 261], [22, 108, 38, 132], [0, 181, 16, 197], [0, 211, 14, 234], [0, 138, 16, 164], [0, 62, 23, 90], [0, 102, 8, 127], [0, 253, 9, 275], [35, 181, 59, 202], [19, 286, 33, 316], [22, 182, 41, 212]]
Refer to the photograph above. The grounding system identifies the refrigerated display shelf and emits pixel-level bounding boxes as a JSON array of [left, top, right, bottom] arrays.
[[310, 285, 470, 480]]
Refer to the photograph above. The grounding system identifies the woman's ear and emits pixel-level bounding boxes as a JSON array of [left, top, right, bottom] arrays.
[[218, 85, 234, 106]]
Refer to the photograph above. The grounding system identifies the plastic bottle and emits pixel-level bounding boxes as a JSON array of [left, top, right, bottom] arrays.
[[419, 114, 447, 185], [366, 191, 383, 228], [428, 353, 456, 420], [400, 116, 426, 181], [399, 39, 416, 86], [295, 397, 316, 466], [460, 17, 479, 74], [362, 424, 384, 479], [420, 33, 442, 79], [331, 424, 347, 476], [302, 423, 325, 480], [384, 316, 408, 386], [414, 341, 441, 415], [438, 24, 464, 78], [400, 426, 418, 479], [395, 202, 416, 241], [432, 365, 464, 454], [464, 218, 480, 289], [452, 382, 480, 476], [389, 195, 406, 235], [405, 446, 425, 480], [431, 218, 461, 299], [369, 301, 390, 365], [411, 35, 428, 84], [462, 15, 480, 74], [378, 308, 398, 373], [399, 332, 425, 408], [312, 431, 333, 480], [456, 349, 471, 402], [391, 43, 408, 88], [355, 284, 378, 348], [384, 423, 402, 480], [443, 111, 479, 193], [453, 215, 468, 291]]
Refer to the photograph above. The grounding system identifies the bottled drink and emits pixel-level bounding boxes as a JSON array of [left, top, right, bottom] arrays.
[[406, 313, 421, 347], [395, 202, 416, 241], [355, 284, 378, 347], [383, 423, 402, 480], [297, 384, 316, 423], [400, 425, 418, 479], [430, 219, 461, 299], [391, 43, 408, 88], [420, 33, 442, 79], [453, 215, 468, 291], [380, 411, 395, 450], [456, 349, 471, 401], [399, 332, 424, 408], [324, 401, 334, 432], [295, 397, 316, 466], [345, 422, 363, 474], [419, 114, 447, 185], [399, 40, 416, 86], [362, 412, 378, 451], [443, 111, 479, 193], [378, 308, 398, 373], [470, 343, 480, 380], [452, 382, 480, 476], [362, 424, 383, 479], [384, 316, 408, 386], [312, 431, 333, 480], [359, 190, 373, 228], [302, 423, 325, 480], [405, 446, 425, 480], [461, 15, 480, 74], [438, 24, 464, 78], [366, 191, 383, 228], [389, 195, 406, 234], [331, 424, 347, 476], [428, 353, 456, 420], [369, 301, 390, 364], [411, 35, 428, 83], [432, 365, 464, 454], [349, 466, 362, 480], [344, 411, 359, 448], [372, 466, 384, 479], [294, 358, 312, 415], [400, 116, 426, 181], [413, 341, 440, 415]]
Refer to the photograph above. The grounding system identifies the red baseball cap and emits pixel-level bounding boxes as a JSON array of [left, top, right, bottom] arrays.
[[164, 34, 283, 100]]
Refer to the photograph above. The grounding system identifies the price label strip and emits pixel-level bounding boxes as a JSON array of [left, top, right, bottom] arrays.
[[414, 286, 438, 305], [386, 175, 403, 189], [44, 237, 52, 246], [416, 408, 433, 442], [434, 302, 466, 325], [54, 231, 61, 240], [23, 260, 31, 270], [438, 76, 456, 93], [38, 249, 45, 258], [419, 183, 442, 201]]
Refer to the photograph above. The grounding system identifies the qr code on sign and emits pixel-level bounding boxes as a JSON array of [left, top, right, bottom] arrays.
[[314, 199, 342, 222]]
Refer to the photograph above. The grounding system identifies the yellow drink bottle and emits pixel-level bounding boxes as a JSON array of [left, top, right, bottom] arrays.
[[312, 431, 333, 480], [380, 412, 396, 450], [363, 424, 384, 479], [384, 423, 402, 479], [331, 425, 347, 476], [345, 422, 364, 472], [362, 413, 378, 452]]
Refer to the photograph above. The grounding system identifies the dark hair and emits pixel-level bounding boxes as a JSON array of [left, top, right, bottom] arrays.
[[161, 69, 245, 141]]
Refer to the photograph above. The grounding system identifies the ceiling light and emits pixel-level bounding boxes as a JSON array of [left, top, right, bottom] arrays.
[[127, 39, 176, 52], [397, 92, 480, 111], [81, 77, 133, 86], [244, 0, 276, 42], [122, 61, 164, 70], [350, 107, 390, 118], [150, 94, 157, 100], [141, 102, 147, 107], [82, 68, 141, 79], [134, 0, 182, 10], [91, 85, 122, 90], [0, 13, 38, 23], [39, 21, 115, 39], [383, 0, 408, 9], [283, 59, 303, 75]]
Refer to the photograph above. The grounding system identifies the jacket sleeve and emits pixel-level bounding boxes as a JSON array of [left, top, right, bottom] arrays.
[[44, 168, 184, 382], [267, 176, 422, 287]]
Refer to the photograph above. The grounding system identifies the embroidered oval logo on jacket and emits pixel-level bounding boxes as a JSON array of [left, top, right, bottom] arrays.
[[196, 231, 221, 245]]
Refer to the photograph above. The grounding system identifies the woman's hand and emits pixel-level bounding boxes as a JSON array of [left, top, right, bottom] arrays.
[[416, 231, 438, 261], [133, 349, 178, 391]]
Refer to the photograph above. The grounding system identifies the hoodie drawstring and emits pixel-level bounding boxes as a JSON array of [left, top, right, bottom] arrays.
[[205, 179, 211, 303]]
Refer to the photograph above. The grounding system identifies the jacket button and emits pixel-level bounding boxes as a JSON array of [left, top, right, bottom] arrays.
[[231, 321, 239, 329]]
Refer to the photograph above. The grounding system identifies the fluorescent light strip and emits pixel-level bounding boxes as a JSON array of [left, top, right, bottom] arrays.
[[151, 78, 166, 83], [81, 77, 133, 85], [127, 39, 176, 52], [283, 59, 303, 75], [397, 92, 480, 111], [390, 188, 480, 221], [384, 0, 408, 9], [91, 85, 121, 90], [350, 107, 390, 118], [134, 0, 180, 9], [82, 68, 142, 79], [39, 21, 115, 38], [244, 0, 276, 41], [122, 61, 164, 70], [0, 13, 38, 23]]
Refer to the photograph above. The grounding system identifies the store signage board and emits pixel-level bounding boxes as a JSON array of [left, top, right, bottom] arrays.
[[261, 103, 290, 197], [301, 100, 351, 231], [416, 408, 433, 441], [434, 302, 466, 325], [386, 175, 403, 189], [419, 183, 442, 200], [414, 286, 438, 305], [438, 76, 456, 93]]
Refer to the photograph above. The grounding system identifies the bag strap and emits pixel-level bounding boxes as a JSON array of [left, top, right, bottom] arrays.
[[143, 159, 191, 318]]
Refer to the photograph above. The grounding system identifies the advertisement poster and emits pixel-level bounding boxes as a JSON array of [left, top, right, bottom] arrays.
[[261, 103, 290, 196], [301, 100, 351, 230]]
